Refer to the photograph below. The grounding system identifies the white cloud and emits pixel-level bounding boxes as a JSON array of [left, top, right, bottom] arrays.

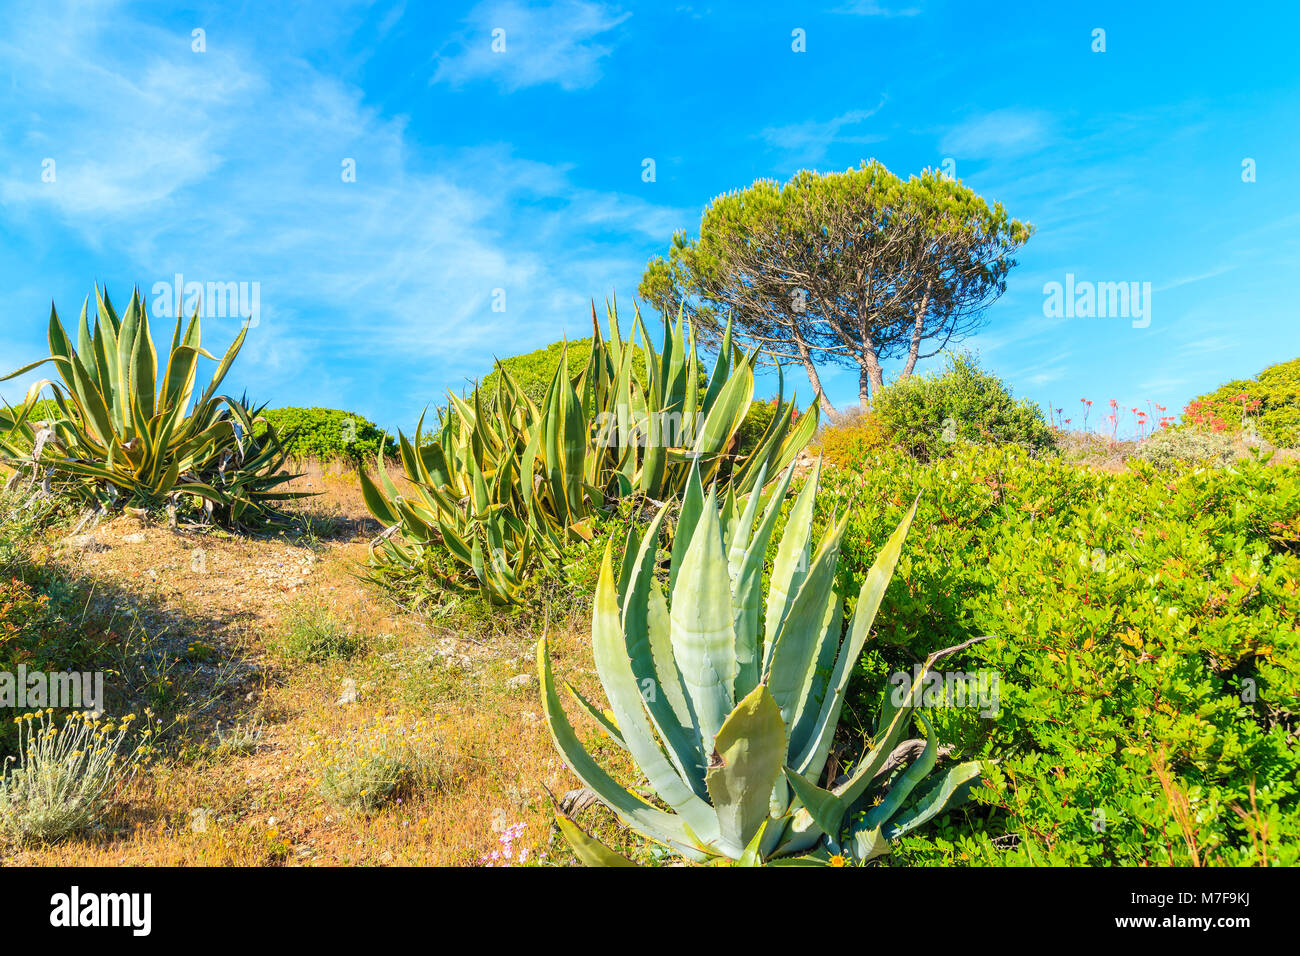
[[760, 101, 888, 163], [1155, 264, 1237, 292], [432, 0, 630, 92], [834, 1, 923, 15], [0, 1, 682, 425], [940, 108, 1053, 159]]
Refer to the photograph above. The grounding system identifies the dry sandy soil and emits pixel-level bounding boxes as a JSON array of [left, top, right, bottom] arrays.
[[4, 464, 631, 866]]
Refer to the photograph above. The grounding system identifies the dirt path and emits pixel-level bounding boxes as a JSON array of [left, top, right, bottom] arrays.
[[7, 470, 610, 866]]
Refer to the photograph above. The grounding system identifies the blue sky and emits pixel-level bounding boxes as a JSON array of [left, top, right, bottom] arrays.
[[1, 0, 1297, 435]]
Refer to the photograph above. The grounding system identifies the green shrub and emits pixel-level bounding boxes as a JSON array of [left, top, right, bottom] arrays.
[[1184, 357, 1300, 448], [309, 714, 450, 810], [811, 445, 1299, 865], [814, 410, 891, 466], [0, 711, 151, 843], [871, 353, 1056, 462], [275, 606, 362, 662], [1136, 425, 1242, 469], [478, 337, 650, 409], [255, 407, 394, 465]]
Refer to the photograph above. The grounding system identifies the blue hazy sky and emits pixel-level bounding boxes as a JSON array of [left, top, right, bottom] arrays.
[[1, 1, 1297, 434]]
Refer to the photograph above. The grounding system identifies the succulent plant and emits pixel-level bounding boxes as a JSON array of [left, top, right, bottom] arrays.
[[538, 460, 984, 864], [359, 298, 819, 603], [0, 286, 305, 525]]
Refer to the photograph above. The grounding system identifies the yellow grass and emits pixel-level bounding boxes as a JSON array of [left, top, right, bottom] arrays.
[[1, 464, 628, 867]]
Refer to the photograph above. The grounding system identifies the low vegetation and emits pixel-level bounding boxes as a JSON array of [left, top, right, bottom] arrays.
[[0, 287, 304, 527], [0, 284, 1295, 867], [358, 302, 817, 603], [255, 408, 394, 467], [1183, 356, 1300, 448]]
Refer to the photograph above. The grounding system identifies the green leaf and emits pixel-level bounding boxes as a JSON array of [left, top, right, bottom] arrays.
[[591, 543, 721, 844], [669, 487, 737, 752], [535, 634, 707, 861], [556, 814, 638, 867], [705, 685, 787, 856]]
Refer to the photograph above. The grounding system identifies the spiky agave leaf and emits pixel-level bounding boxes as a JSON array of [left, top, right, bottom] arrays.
[[359, 294, 819, 602], [537, 462, 984, 864], [0, 288, 302, 526]]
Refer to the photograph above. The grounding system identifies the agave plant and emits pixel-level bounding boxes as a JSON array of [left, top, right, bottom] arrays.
[[359, 298, 819, 603], [0, 287, 306, 525], [537, 461, 985, 865]]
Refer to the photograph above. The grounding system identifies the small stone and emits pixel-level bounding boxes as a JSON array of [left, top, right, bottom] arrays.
[[506, 673, 536, 692], [190, 808, 212, 833], [122, 533, 146, 544], [336, 678, 358, 705]]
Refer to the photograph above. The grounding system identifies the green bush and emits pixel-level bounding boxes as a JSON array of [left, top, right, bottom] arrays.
[[1184, 356, 1300, 448], [274, 605, 363, 662], [256, 408, 394, 465], [871, 353, 1056, 462], [1136, 425, 1242, 469], [478, 337, 650, 409], [814, 409, 891, 466], [807, 445, 1299, 865]]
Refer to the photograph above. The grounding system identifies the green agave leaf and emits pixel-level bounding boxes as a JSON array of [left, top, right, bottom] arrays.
[[591, 543, 720, 842], [668, 487, 737, 753], [762, 458, 823, 674], [782, 765, 848, 840], [884, 760, 983, 841], [668, 459, 705, 594], [621, 507, 705, 792], [766, 512, 848, 733], [705, 685, 787, 856], [731, 462, 795, 700], [564, 681, 625, 750], [735, 817, 769, 867], [535, 634, 708, 861], [556, 814, 638, 867], [793, 498, 919, 777], [861, 709, 939, 830]]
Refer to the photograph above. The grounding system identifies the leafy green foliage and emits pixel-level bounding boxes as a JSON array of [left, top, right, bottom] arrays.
[[479, 336, 649, 410], [0, 286, 306, 526], [871, 353, 1056, 462], [255, 407, 394, 465], [359, 300, 818, 604], [540, 461, 981, 865], [641, 162, 1033, 410], [816, 443, 1299, 866], [1183, 356, 1300, 448]]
